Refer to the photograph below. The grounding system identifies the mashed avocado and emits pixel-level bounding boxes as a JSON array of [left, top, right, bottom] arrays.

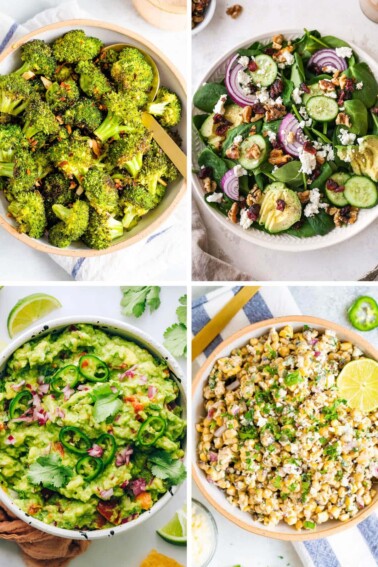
[[0, 324, 186, 531]]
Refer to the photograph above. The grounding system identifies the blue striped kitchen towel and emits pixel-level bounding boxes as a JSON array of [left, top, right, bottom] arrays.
[[192, 286, 378, 567], [0, 2, 186, 281]]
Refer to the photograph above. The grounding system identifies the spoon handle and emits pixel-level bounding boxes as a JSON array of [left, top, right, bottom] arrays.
[[142, 112, 187, 179]]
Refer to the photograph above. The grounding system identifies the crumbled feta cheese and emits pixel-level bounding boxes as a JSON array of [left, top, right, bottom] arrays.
[[299, 150, 317, 175], [272, 165, 279, 172], [292, 88, 303, 104], [323, 90, 337, 99], [316, 143, 334, 162], [338, 128, 357, 146], [237, 69, 256, 97], [277, 51, 294, 68], [275, 96, 283, 105], [206, 192, 223, 203], [304, 188, 328, 218], [238, 55, 250, 68], [233, 135, 243, 145], [266, 130, 277, 143], [256, 87, 270, 104], [213, 94, 228, 115], [357, 137, 364, 145], [356, 81, 364, 90], [336, 47, 353, 59], [299, 106, 309, 119], [239, 208, 253, 230], [233, 165, 247, 177]]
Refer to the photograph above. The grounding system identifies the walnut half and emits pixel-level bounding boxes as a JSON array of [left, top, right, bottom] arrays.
[[228, 202, 239, 223], [329, 205, 359, 227], [202, 177, 217, 193], [268, 149, 291, 166], [226, 4, 243, 19]]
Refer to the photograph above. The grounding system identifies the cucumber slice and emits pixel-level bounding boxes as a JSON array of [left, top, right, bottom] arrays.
[[259, 184, 302, 233], [200, 114, 215, 138], [302, 83, 323, 104], [325, 172, 350, 207], [249, 54, 278, 87], [306, 96, 339, 122], [238, 134, 267, 170], [344, 175, 378, 208]]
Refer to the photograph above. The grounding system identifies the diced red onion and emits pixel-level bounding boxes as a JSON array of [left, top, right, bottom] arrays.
[[207, 407, 216, 419], [214, 424, 226, 437], [138, 375, 148, 385], [278, 113, 306, 157], [226, 380, 240, 391], [225, 54, 257, 107], [63, 385, 74, 401], [209, 451, 218, 463], [231, 405, 240, 415], [120, 480, 129, 490], [88, 444, 104, 458], [32, 393, 42, 408], [116, 445, 133, 467], [130, 478, 147, 496], [110, 386, 118, 394], [310, 339, 319, 346], [56, 407, 65, 419], [38, 383, 50, 396], [148, 386, 157, 399], [119, 365, 138, 381], [314, 351, 321, 358], [99, 488, 113, 500], [308, 49, 348, 73], [77, 385, 89, 391]]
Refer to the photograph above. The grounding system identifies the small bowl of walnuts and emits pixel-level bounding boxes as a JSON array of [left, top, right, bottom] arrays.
[[192, 0, 217, 36]]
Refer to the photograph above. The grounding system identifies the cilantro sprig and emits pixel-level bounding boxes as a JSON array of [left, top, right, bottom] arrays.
[[149, 450, 186, 485], [91, 384, 122, 423], [164, 295, 187, 358], [121, 286, 161, 317], [28, 454, 73, 489]]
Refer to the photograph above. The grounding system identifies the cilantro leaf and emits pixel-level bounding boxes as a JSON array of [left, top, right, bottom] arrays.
[[176, 295, 187, 326], [164, 323, 187, 358], [149, 451, 186, 485], [28, 454, 73, 489], [121, 286, 161, 318], [91, 384, 122, 423]]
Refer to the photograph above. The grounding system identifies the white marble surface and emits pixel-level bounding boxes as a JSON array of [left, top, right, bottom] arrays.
[[0, 0, 188, 281], [0, 285, 187, 566], [192, 0, 378, 281]]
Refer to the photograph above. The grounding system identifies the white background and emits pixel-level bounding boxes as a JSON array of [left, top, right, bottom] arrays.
[[0, 285, 187, 566], [193, 0, 378, 281]]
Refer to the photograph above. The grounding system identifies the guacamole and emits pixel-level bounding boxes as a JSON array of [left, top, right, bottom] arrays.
[[0, 324, 186, 531]]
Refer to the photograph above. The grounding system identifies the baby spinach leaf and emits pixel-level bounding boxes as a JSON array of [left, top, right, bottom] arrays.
[[310, 162, 337, 190], [221, 123, 253, 156], [262, 119, 282, 135], [272, 160, 303, 188], [192, 114, 208, 133], [344, 99, 368, 135], [344, 62, 378, 108], [198, 147, 229, 185], [281, 76, 295, 106], [287, 210, 334, 237], [290, 52, 306, 87], [193, 82, 229, 113], [322, 35, 351, 49]]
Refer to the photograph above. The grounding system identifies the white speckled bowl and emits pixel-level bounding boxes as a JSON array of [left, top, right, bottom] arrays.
[[192, 29, 378, 251], [192, 0, 217, 36], [0, 316, 186, 540]]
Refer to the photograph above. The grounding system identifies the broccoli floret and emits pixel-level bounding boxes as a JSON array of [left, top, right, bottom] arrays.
[[55, 64, 73, 82], [48, 200, 89, 247], [75, 60, 111, 99], [34, 150, 54, 180], [124, 182, 166, 211], [49, 134, 95, 181], [22, 95, 60, 140], [82, 167, 119, 215], [98, 48, 119, 72], [0, 74, 31, 116], [0, 149, 38, 195], [111, 47, 154, 102], [146, 87, 181, 128], [42, 172, 73, 225], [0, 124, 27, 162], [63, 98, 103, 132], [8, 190, 46, 238], [52, 30, 103, 63], [135, 141, 178, 195], [14, 40, 57, 78], [46, 80, 80, 113], [82, 209, 123, 249], [107, 128, 152, 177], [94, 92, 142, 142], [121, 200, 149, 230]]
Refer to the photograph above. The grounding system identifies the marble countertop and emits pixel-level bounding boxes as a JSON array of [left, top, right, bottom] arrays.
[[0, 0, 187, 281], [192, 0, 378, 281]]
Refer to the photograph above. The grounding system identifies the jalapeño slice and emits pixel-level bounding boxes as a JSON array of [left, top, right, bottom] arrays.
[[137, 416, 166, 446], [76, 455, 104, 481], [59, 426, 91, 455], [96, 433, 116, 466], [51, 365, 79, 394], [79, 355, 109, 382], [9, 390, 32, 419]]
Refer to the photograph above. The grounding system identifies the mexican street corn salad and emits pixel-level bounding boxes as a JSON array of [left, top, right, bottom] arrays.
[[196, 325, 378, 531]]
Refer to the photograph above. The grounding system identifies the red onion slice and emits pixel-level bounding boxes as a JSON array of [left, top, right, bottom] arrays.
[[278, 113, 306, 157], [308, 48, 347, 73], [214, 424, 226, 437], [225, 54, 257, 107], [226, 379, 240, 391], [221, 168, 244, 200]]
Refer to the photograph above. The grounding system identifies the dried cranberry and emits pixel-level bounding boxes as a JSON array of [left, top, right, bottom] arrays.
[[213, 113, 224, 124], [344, 78, 355, 92], [198, 166, 213, 179], [276, 199, 286, 211], [325, 178, 339, 191], [269, 79, 284, 99], [292, 220, 304, 230], [215, 123, 231, 136], [310, 63, 322, 75], [271, 138, 282, 149], [251, 102, 265, 115], [300, 82, 310, 94], [371, 106, 378, 115], [337, 90, 352, 105], [247, 204, 261, 221], [303, 141, 316, 155], [340, 206, 351, 218], [248, 60, 258, 72], [311, 169, 321, 180], [265, 47, 275, 56]]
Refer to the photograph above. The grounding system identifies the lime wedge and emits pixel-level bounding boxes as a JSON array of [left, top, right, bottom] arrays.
[[157, 505, 187, 546], [7, 293, 62, 338], [337, 358, 378, 412]]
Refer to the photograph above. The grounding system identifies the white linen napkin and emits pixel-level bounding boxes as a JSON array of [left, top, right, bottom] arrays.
[[0, 1, 187, 281], [192, 286, 378, 567]]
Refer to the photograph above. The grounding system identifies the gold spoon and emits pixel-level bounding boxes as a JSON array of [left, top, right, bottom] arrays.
[[102, 43, 186, 179]]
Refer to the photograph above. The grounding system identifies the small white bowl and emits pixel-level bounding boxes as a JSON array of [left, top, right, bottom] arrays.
[[0, 316, 186, 540], [192, 0, 217, 36]]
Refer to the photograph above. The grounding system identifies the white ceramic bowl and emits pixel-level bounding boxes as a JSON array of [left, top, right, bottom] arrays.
[[192, 0, 217, 36], [0, 316, 186, 540], [192, 29, 378, 251], [0, 20, 187, 257], [192, 315, 378, 541]]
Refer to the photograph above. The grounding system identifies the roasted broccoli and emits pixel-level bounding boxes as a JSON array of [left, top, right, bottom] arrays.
[[94, 92, 142, 142], [14, 40, 57, 78], [82, 167, 119, 215], [82, 208, 123, 249], [42, 172, 73, 224], [111, 47, 154, 102], [120, 199, 149, 230], [0, 149, 38, 195], [107, 128, 152, 177], [0, 74, 31, 116], [63, 98, 103, 132], [75, 60, 111, 99], [52, 30, 103, 63], [22, 95, 60, 141], [45, 79, 80, 112], [48, 200, 89, 247], [8, 190, 46, 238], [49, 133, 95, 180], [34, 150, 54, 180], [0, 124, 27, 162], [124, 182, 166, 211], [146, 86, 181, 127]]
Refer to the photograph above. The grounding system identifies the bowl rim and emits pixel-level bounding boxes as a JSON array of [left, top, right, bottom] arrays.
[[192, 0, 217, 36], [0, 315, 186, 540], [192, 314, 378, 541], [192, 28, 378, 252], [0, 19, 187, 257]]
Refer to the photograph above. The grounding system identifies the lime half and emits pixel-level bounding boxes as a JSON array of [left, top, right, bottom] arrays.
[[337, 358, 378, 412], [7, 293, 62, 338], [157, 505, 187, 546]]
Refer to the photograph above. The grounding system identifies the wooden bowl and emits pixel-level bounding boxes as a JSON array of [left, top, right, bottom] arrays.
[[192, 316, 378, 541], [0, 20, 187, 257]]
